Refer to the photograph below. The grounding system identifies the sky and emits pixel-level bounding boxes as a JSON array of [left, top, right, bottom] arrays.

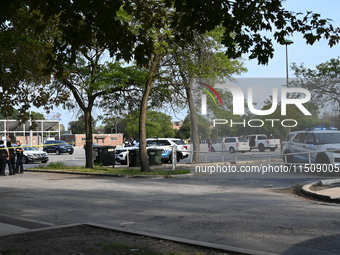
[[35, 0, 340, 127], [239, 0, 340, 78]]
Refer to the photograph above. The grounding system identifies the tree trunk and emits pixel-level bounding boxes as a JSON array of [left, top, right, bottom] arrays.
[[186, 79, 200, 162], [84, 109, 94, 168], [139, 53, 162, 172]]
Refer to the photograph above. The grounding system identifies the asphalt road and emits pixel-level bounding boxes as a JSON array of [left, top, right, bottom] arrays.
[[25, 146, 282, 167], [1, 148, 340, 254]]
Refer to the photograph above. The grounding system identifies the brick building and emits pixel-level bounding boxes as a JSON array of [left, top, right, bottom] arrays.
[[60, 134, 124, 148]]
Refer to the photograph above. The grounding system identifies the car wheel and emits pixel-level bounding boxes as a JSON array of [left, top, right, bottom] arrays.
[[69, 152, 73, 155], [22, 156, 29, 164], [258, 144, 265, 152], [176, 153, 181, 162], [316, 153, 330, 164], [211, 146, 215, 152], [56, 149, 61, 155], [229, 147, 235, 153], [41, 160, 48, 163], [269, 148, 276, 152]]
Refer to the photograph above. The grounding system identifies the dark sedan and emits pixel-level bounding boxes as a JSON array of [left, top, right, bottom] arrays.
[[43, 140, 74, 155]]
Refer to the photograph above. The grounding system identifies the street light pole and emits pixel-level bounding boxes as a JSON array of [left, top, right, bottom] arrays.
[[280, 39, 294, 135], [284, 39, 294, 87]]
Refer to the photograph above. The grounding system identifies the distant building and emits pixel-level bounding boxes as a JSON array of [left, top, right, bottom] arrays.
[[172, 120, 183, 130], [0, 119, 60, 145], [60, 134, 123, 148]]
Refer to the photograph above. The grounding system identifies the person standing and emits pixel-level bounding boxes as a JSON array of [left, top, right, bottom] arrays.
[[207, 137, 213, 152], [129, 137, 137, 146], [15, 140, 24, 174], [0, 140, 9, 176], [6, 141, 16, 175], [123, 138, 130, 147], [222, 137, 226, 152]]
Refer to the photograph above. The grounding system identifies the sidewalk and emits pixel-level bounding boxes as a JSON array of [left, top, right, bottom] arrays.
[[0, 215, 53, 237], [0, 223, 27, 236], [302, 179, 340, 202]]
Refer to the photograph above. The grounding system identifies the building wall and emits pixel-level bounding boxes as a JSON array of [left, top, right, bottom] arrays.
[[60, 134, 124, 148], [172, 120, 183, 130], [14, 136, 43, 146], [6, 133, 123, 149]]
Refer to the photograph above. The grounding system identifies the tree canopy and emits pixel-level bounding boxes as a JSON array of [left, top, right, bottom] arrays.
[[291, 57, 340, 128], [123, 111, 175, 139], [1, 0, 339, 169]]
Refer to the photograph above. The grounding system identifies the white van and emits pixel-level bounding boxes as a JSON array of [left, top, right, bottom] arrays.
[[212, 137, 250, 153]]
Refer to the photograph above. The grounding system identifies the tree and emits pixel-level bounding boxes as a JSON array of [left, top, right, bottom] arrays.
[[156, 28, 246, 162], [101, 117, 124, 134], [1, 0, 339, 171], [121, 0, 339, 169], [123, 111, 175, 139], [0, 8, 62, 120], [0, 109, 45, 121], [291, 57, 340, 128], [255, 97, 321, 141], [68, 115, 96, 134], [55, 55, 145, 168], [177, 114, 210, 141]]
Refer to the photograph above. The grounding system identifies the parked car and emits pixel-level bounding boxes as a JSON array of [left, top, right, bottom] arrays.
[[22, 145, 49, 163], [282, 129, 340, 164], [115, 143, 139, 165], [43, 140, 74, 155], [211, 137, 250, 153], [246, 134, 280, 152], [146, 138, 189, 163], [115, 138, 189, 164]]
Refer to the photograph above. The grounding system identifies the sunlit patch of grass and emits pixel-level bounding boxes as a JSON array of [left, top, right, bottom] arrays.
[[33, 162, 190, 176]]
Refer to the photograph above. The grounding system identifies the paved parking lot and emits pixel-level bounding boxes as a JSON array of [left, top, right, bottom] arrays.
[[25, 145, 282, 168], [4, 145, 339, 254], [1, 168, 340, 254]]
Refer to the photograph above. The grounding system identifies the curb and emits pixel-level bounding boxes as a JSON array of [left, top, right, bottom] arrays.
[[4, 222, 277, 255], [301, 179, 340, 203], [88, 223, 278, 255]]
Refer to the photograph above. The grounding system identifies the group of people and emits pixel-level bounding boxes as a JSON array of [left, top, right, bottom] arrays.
[[0, 140, 24, 176], [123, 137, 138, 147]]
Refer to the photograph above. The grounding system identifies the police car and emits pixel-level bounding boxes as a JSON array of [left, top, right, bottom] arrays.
[[282, 128, 340, 164], [146, 138, 189, 163], [115, 138, 189, 164], [115, 144, 139, 164]]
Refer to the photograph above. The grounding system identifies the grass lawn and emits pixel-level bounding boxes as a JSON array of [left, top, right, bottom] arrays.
[[31, 162, 190, 176]]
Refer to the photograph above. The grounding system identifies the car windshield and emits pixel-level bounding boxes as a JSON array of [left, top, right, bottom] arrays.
[[285, 134, 295, 142], [172, 139, 185, 145], [24, 146, 39, 151], [315, 133, 340, 144], [238, 137, 247, 142]]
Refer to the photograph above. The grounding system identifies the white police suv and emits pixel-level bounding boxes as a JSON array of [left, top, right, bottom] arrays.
[[115, 138, 189, 164], [146, 138, 189, 163], [282, 128, 340, 164]]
